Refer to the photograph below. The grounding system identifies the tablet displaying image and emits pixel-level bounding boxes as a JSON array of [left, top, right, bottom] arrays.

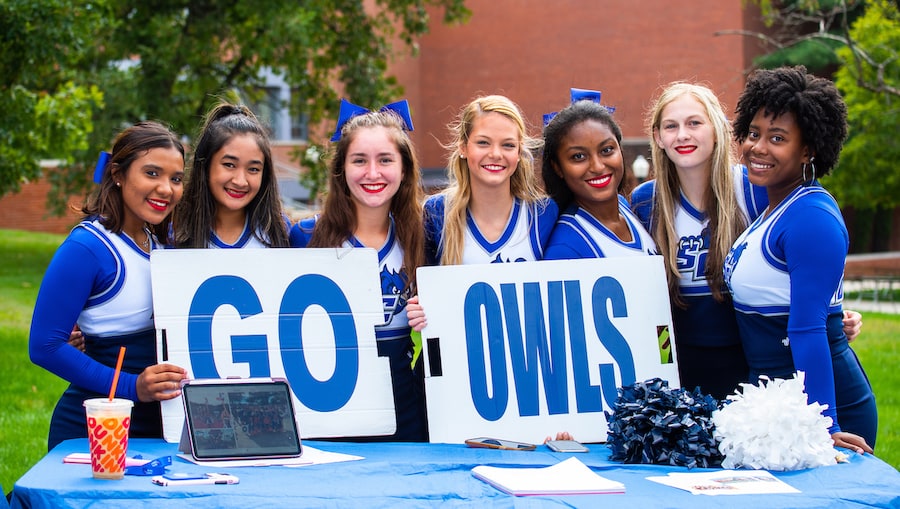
[[181, 378, 302, 461]]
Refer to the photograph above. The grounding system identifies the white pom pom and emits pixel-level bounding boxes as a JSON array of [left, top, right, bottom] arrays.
[[712, 372, 838, 471]]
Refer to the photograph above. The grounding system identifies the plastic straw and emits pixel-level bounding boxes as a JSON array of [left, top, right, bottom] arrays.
[[108, 346, 126, 402]]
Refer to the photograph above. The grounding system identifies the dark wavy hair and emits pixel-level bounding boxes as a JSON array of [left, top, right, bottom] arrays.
[[309, 110, 425, 294], [732, 65, 848, 177], [541, 100, 623, 211], [83, 121, 185, 242], [175, 101, 289, 248]]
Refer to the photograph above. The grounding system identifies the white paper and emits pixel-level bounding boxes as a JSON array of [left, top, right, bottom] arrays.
[[176, 445, 363, 468], [646, 469, 800, 496], [472, 457, 625, 496]]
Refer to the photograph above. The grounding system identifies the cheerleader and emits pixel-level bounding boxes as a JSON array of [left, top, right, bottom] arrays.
[[290, 100, 427, 441], [174, 101, 290, 248], [30, 122, 188, 450], [725, 66, 876, 453]]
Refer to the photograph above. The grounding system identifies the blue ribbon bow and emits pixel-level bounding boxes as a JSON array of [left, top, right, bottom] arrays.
[[93, 151, 111, 184], [543, 88, 616, 126], [330, 98, 414, 142]]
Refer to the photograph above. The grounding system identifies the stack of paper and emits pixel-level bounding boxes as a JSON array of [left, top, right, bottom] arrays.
[[471, 457, 625, 496], [646, 470, 800, 496]]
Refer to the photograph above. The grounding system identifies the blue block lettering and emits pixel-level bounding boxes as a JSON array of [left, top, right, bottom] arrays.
[[591, 277, 636, 408], [231, 334, 271, 378], [279, 274, 358, 412], [188, 275, 264, 378], [464, 282, 508, 421]]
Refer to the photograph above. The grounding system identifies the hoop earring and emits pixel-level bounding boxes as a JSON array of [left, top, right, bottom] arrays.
[[801, 162, 808, 183]]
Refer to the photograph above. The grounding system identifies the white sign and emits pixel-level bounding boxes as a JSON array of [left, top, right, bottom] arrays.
[[417, 256, 678, 445], [151, 248, 396, 442]]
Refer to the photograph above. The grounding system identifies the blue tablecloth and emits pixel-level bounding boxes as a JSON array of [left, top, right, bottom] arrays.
[[11, 438, 900, 508]]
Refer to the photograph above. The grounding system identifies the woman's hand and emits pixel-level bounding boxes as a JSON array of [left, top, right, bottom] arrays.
[[544, 431, 573, 443], [407, 295, 427, 332], [842, 310, 862, 343], [832, 431, 873, 455], [67, 326, 85, 352], [136, 364, 187, 402]]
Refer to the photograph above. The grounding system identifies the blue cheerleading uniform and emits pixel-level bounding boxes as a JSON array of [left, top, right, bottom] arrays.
[[724, 184, 877, 446], [630, 166, 767, 399], [423, 195, 558, 265], [290, 216, 428, 442], [543, 195, 657, 260], [29, 219, 166, 450]]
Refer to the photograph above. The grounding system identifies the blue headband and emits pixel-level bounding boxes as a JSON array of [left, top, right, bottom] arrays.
[[543, 88, 616, 126], [330, 98, 414, 142], [93, 151, 111, 184]]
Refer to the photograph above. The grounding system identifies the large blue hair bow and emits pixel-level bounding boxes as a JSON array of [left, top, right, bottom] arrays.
[[543, 88, 616, 126], [330, 98, 414, 141], [93, 151, 111, 184]]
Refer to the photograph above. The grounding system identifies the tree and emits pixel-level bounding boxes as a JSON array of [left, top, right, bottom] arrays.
[[828, 0, 900, 251], [0, 1, 104, 200], [718, 0, 900, 251], [3, 0, 470, 211]]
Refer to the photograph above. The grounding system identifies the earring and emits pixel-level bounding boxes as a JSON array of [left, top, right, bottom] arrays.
[[460, 154, 466, 160], [116, 182, 121, 187]]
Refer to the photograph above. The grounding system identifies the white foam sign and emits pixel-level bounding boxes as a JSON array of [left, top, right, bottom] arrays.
[[417, 256, 679, 445], [151, 248, 396, 442]]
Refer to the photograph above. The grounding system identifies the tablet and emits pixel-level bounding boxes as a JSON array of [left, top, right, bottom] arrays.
[[181, 378, 302, 461]]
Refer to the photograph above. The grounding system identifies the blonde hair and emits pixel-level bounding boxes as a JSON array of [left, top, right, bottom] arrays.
[[438, 95, 545, 265], [646, 82, 746, 306]]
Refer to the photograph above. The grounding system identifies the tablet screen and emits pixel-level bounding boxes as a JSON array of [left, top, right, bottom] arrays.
[[182, 380, 302, 460]]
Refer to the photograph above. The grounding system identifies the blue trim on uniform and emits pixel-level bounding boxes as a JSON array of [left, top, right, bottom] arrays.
[[80, 223, 125, 309], [679, 193, 706, 223], [465, 199, 521, 253], [210, 219, 254, 248]]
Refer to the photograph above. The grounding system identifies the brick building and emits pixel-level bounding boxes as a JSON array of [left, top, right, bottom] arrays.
[[9, 0, 895, 251]]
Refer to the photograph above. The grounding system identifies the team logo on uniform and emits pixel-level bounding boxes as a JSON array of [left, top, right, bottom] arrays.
[[380, 266, 410, 324], [677, 228, 710, 282], [491, 253, 527, 264], [723, 241, 748, 292]]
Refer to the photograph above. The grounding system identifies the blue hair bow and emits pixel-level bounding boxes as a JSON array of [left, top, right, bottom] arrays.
[[330, 98, 414, 142], [93, 151, 111, 184], [543, 88, 616, 126]]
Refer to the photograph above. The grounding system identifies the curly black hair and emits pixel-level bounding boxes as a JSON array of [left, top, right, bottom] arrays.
[[732, 65, 848, 178], [541, 100, 623, 210]]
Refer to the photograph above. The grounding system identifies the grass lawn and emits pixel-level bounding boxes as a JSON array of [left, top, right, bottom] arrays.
[[1, 228, 898, 496]]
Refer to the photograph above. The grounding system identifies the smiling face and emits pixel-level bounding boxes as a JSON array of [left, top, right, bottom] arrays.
[[461, 111, 520, 192], [208, 133, 264, 215], [344, 126, 403, 215], [741, 108, 809, 206], [115, 147, 185, 233], [554, 119, 624, 218], [655, 93, 715, 174]]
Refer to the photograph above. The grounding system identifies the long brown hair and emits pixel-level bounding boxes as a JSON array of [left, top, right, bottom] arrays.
[[83, 121, 185, 242], [309, 110, 425, 294]]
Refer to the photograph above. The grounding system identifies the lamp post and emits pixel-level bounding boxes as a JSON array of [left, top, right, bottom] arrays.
[[632, 154, 650, 183]]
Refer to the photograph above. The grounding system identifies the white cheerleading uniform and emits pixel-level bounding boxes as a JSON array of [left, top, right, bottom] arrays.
[[724, 184, 876, 444], [77, 220, 156, 336], [208, 218, 270, 248], [543, 195, 657, 260], [423, 194, 559, 265]]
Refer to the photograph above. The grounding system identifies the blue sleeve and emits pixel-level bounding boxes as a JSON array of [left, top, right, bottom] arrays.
[[778, 198, 848, 433], [543, 220, 594, 260], [629, 180, 655, 232], [28, 231, 141, 401], [534, 197, 560, 256], [423, 195, 445, 266], [289, 217, 317, 248]]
